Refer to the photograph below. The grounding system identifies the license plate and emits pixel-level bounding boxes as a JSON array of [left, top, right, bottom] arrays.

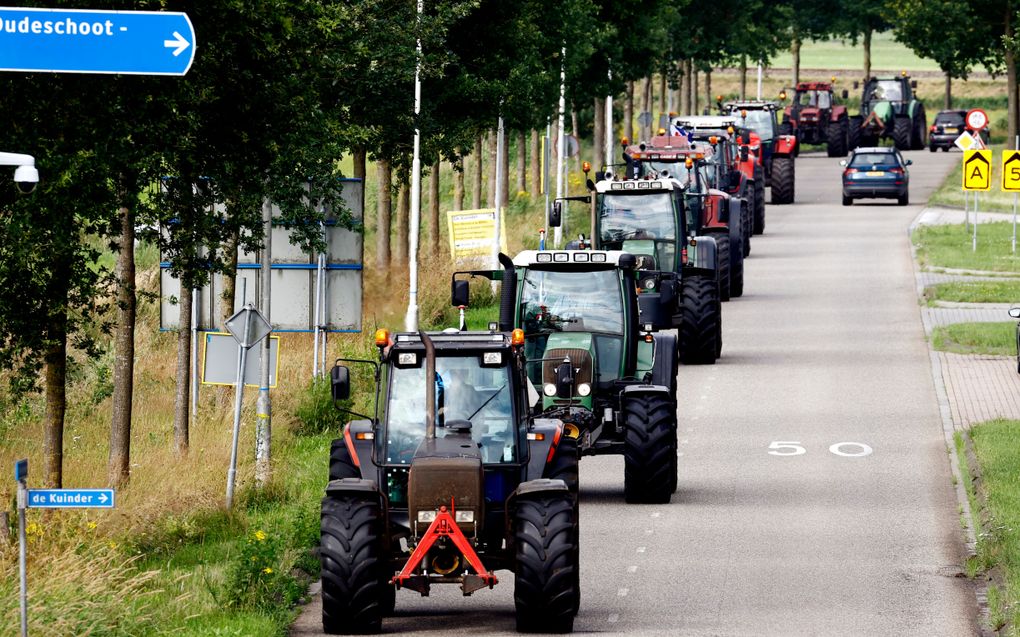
[[866, 171, 885, 177], [944, 127, 958, 133]]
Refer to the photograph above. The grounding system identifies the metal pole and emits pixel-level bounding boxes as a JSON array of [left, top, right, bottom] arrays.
[[605, 67, 614, 170], [405, 0, 424, 332], [18, 476, 27, 637], [255, 200, 272, 488], [555, 45, 566, 248], [973, 192, 979, 252], [756, 62, 763, 100], [544, 122, 551, 230], [226, 303, 251, 510], [312, 221, 324, 377], [191, 288, 198, 417], [492, 115, 505, 294], [964, 189, 969, 232], [319, 251, 327, 375]]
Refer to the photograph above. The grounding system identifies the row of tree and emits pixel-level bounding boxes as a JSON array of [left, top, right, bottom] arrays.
[[0, 0, 1015, 490]]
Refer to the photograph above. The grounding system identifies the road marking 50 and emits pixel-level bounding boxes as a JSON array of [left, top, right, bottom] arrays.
[[768, 441, 873, 457]]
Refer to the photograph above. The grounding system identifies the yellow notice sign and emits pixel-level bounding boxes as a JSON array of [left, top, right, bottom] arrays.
[[963, 150, 992, 191], [446, 208, 509, 261], [1003, 151, 1020, 191]]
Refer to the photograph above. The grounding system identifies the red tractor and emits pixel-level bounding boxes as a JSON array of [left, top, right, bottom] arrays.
[[778, 81, 850, 157], [721, 101, 797, 205]]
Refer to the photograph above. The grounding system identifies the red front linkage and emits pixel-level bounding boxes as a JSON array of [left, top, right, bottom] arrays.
[[392, 502, 498, 595]]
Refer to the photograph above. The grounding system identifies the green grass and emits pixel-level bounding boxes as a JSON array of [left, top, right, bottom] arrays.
[[771, 32, 940, 73], [913, 221, 1020, 273], [931, 322, 1015, 356], [925, 280, 1020, 305]]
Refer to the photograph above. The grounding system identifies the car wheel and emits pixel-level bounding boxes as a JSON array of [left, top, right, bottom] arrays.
[[842, 195, 852, 206], [929, 145, 937, 153], [898, 192, 909, 206]]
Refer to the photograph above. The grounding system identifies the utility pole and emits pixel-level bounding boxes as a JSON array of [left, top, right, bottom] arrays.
[[406, 0, 424, 331], [555, 45, 566, 247], [255, 200, 271, 487]]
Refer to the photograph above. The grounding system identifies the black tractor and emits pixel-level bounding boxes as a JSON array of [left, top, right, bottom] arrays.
[[322, 328, 579, 634], [848, 74, 927, 151]]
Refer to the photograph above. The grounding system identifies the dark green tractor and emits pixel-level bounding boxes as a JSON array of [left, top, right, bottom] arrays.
[[453, 250, 680, 504], [849, 74, 927, 151]]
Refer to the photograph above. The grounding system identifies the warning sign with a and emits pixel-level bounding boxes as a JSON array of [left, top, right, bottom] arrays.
[[963, 149, 992, 191], [1003, 151, 1020, 192]]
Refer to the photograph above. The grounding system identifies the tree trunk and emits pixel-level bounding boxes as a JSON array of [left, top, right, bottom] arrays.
[[220, 229, 238, 323], [428, 160, 440, 253], [944, 71, 952, 110], [658, 73, 667, 124], [863, 28, 872, 80], [173, 288, 191, 456], [353, 147, 367, 212], [740, 55, 747, 100], [516, 131, 526, 194], [472, 135, 483, 209], [570, 108, 580, 173], [640, 76, 652, 140], [43, 314, 67, 488], [593, 97, 605, 173], [487, 130, 497, 207], [1008, 9, 1018, 145], [792, 36, 801, 86], [625, 80, 635, 143], [530, 129, 541, 195], [681, 60, 691, 115], [705, 70, 713, 114], [375, 159, 391, 267], [453, 157, 465, 211], [395, 179, 408, 263], [691, 63, 699, 115], [108, 204, 135, 488]]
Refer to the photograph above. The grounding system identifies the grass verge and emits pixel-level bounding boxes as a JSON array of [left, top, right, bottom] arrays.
[[931, 322, 1015, 356], [925, 280, 1020, 305], [913, 221, 1020, 273]]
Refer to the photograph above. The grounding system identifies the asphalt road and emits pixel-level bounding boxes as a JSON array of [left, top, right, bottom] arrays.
[[291, 148, 977, 636]]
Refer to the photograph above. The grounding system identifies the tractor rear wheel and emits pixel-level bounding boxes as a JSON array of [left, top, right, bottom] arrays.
[[514, 494, 579, 633], [847, 116, 862, 150], [329, 438, 360, 481], [826, 119, 847, 157], [753, 176, 765, 235], [911, 104, 927, 150], [730, 235, 745, 298], [737, 194, 752, 256], [623, 393, 678, 504], [893, 116, 912, 151], [715, 235, 731, 302], [651, 333, 679, 395], [770, 157, 795, 204], [677, 275, 720, 365], [321, 493, 390, 634], [543, 434, 579, 496]]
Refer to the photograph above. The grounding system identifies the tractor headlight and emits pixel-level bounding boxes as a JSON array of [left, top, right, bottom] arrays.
[[454, 510, 475, 523], [577, 383, 591, 397], [417, 510, 437, 524], [544, 383, 557, 397]]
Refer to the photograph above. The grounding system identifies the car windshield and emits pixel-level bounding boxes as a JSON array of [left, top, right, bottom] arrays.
[[520, 268, 625, 335], [385, 357, 515, 464], [850, 152, 900, 168], [935, 112, 965, 126], [870, 80, 903, 102], [598, 192, 677, 241], [733, 110, 774, 141]]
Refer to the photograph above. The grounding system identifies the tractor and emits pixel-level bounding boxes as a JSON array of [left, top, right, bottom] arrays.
[[452, 249, 681, 503], [720, 100, 797, 205], [848, 73, 927, 151], [777, 81, 850, 157], [322, 328, 580, 634], [619, 132, 746, 302]]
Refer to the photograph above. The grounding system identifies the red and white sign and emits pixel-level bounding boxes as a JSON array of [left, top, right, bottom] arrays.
[[966, 108, 989, 132]]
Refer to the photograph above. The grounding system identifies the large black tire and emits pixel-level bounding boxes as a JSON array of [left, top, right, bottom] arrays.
[[650, 334, 679, 395], [847, 116, 862, 151], [677, 275, 720, 365], [715, 235, 731, 302], [770, 157, 795, 205], [543, 434, 579, 496], [623, 393, 678, 504], [730, 235, 745, 298], [739, 196, 752, 256], [826, 119, 847, 157], [321, 494, 390, 634], [892, 115, 911, 151], [514, 494, 579, 633], [329, 438, 360, 481], [911, 104, 927, 150], [898, 192, 909, 206], [753, 174, 765, 235]]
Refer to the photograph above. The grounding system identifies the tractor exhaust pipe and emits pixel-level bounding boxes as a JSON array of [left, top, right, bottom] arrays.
[[497, 252, 516, 332], [420, 330, 436, 441]]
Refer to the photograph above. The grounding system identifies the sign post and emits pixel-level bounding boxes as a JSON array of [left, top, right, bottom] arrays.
[[1002, 147, 1020, 253], [223, 304, 272, 509], [963, 149, 992, 252], [16, 459, 27, 637]]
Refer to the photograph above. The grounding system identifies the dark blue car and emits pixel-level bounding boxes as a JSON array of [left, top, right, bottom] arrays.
[[841, 146, 912, 206]]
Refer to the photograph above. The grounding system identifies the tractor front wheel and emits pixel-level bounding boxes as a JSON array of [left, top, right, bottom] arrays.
[[677, 275, 720, 365], [514, 494, 579, 633], [543, 434, 579, 496], [770, 157, 795, 204], [753, 176, 766, 235], [730, 235, 745, 298], [826, 119, 847, 157], [739, 195, 752, 256], [321, 493, 391, 634], [715, 235, 731, 302], [329, 438, 360, 481], [911, 104, 927, 150], [623, 393, 678, 503], [847, 116, 862, 151], [893, 115, 912, 151]]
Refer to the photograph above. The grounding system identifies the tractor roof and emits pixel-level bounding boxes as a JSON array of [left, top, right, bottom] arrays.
[[724, 100, 780, 111], [673, 115, 738, 130], [512, 249, 635, 269], [390, 330, 514, 352], [594, 175, 685, 191], [625, 142, 711, 162], [795, 82, 833, 91]]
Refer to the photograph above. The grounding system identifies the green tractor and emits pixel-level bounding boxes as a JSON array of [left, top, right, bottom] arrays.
[[849, 74, 927, 151], [453, 250, 680, 504], [322, 329, 580, 633]]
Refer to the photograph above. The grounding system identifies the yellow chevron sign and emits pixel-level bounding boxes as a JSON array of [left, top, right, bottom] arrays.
[[963, 150, 991, 191]]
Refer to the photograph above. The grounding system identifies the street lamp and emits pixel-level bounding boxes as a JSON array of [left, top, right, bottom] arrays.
[[0, 151, 38, 194]]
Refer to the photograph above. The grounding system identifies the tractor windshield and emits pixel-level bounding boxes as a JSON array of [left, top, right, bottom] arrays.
[[519, 268, 625, 382], [642, 160, 694, 182], [734, 110, 774, 141], [385, 356, 515, 465], [870, 80, 903, 102], [597, 192, 677, 241]]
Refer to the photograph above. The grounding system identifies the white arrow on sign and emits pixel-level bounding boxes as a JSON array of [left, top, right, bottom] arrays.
[[163, 31, 190, 57], [98, 493, 108, 503]]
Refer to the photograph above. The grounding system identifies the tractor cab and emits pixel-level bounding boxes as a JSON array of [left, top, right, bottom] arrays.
[[851, 73, 926, 151], [721, 100, 797, 204]]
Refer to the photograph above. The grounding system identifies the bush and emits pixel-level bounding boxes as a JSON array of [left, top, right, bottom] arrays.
[[293, 375, 347, 436], [221, 528, 303, 611]]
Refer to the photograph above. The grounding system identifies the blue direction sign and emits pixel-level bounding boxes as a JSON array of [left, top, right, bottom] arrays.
[[27, 489, 115, 509], [0, 7, 194, 76]]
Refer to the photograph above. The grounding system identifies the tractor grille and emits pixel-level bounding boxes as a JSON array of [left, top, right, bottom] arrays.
[[543, 348, 593, 386]]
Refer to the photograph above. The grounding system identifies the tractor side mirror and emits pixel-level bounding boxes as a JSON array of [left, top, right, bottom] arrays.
[[841, 89, 849, 100], [586, 178, 596, 192], [331, 365, 351, 401], [740, 146, 749, 162], [451, 279, 470, 308], [853, 81, 859, 90], [595, 170, 606, 181], [1010, 307, 1020, 319], [718, 198, 731, 223], [554, 360, 575, 398], [728, 171, 742, 190], [910, 80, 917, 89], [549, 200, 562, 227]]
